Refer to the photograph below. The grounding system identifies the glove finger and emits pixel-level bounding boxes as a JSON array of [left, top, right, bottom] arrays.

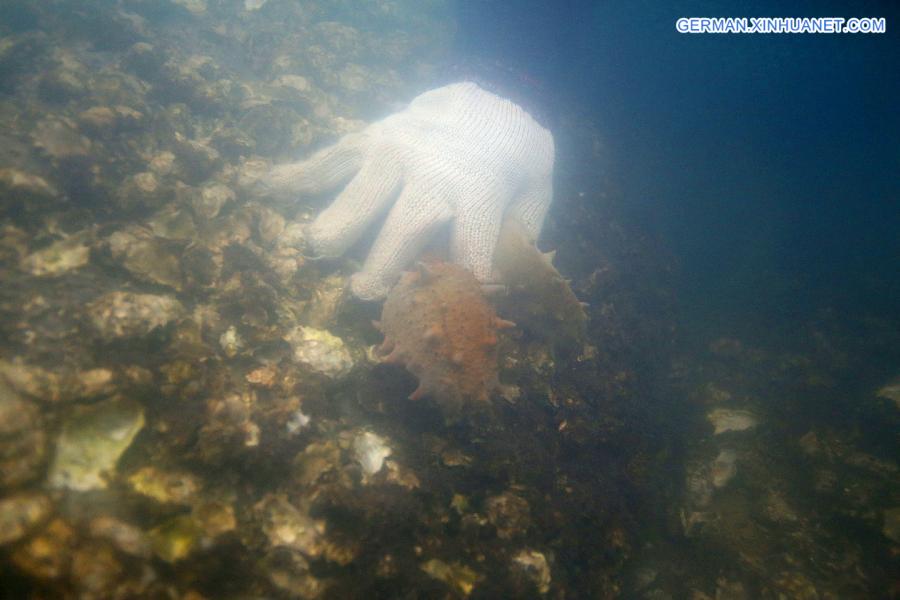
[[306, 158, 401, 257], [350, 187, 453, 300], [450, 194, 506, 283], [264, 132, 366, 195]]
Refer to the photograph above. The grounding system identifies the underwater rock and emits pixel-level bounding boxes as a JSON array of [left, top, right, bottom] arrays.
[[382, 458, 420, 490], [10, 518, 76, 580], [0, 492, 52, 545], [148, 150, 177, 176], [121, 42, 166, 82], [0, 360, 115, 405], [293, 440, 342, 488], [173, 136, 221, 184], [245, 364, 277, 388], [420, 558, 482, 597], [0, 168, 59, 207], [182, 244, 222, 288], [48, 397, 145, 491], [304, 274, 345, 328], [257, 494, 325, 558], [876, 378, 900, 410], [87, 291, 185, 340], [89, 516, 152, 558], [107, 226, 183, 290], [32, 117, 92, 159], [284, 326, 354, 378], [264, 547, 327, 599], [352, 430, 391, 484], [0, 224, 29, 264], [762, 490, 798, 523], [710, 449, 737, 488], [485, 492, 531, 540], [170, 0, 207, 17], [192, 182, 235, 220], [219, 325, 244, 358], [285, 405, 311, 435], [683, 461, 714, 511], [149, 514, 200, 563], [511, 549, 552, 595], [191, 499, 237, 538], [77, 105, 144, 135], [0, 378, 46, 487], [256, 205, 286, 246], [274, 74, 311, 93], [37, 48, 89, 101], [116, 171, 169, 212], [19, 235, 90, 277], [238, 103, 312, 157], [147, 204, 197, 240], [706, 408, 758, 435], [377, 260, 509, 415], [883, 507, 900, 543], [127, 465, 200, 505], [70, 540, 124, 597], [199, 390, 261, 454]]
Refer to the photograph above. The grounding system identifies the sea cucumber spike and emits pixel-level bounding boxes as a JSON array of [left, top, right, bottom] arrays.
[[451, 351, 464, 365], [372, 320, 382, 331], [541, 250, 557, 266], [482, 333, 498, 347], [377, 338, 395, 354], [409, 384, 427, 401], [494, 318, 516, 329], [382, 347, 403, 364]]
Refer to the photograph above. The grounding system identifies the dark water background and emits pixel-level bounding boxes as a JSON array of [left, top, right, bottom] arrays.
[[458, 0, 900, 345]]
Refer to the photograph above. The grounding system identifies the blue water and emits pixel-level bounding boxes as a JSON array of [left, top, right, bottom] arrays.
[[459, 0, 900, 338]]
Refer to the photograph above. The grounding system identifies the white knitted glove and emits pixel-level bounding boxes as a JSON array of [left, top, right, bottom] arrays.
[[265, 82, 555, 300]]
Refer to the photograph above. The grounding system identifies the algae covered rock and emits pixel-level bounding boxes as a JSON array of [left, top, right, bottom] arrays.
[[87, 291, 185, 340], [0, 492, 52, 545], [706, 408, 758, 435], [107, 226, 183, 290], [20, 236, 90, 277], [420, 558, 482, 597], [48, 397, 145, 491], [0, 378, 46, 487]]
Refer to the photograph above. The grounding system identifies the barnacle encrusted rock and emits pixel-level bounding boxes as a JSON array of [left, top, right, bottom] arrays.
[[352, 430, 391, 484], [87, 291, 185, 340], [376, 260, 511, 415], [284, 326, 353, 378]]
